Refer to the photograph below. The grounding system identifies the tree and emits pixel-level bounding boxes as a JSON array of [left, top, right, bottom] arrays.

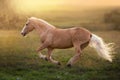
[[104, 9, 120, 30]]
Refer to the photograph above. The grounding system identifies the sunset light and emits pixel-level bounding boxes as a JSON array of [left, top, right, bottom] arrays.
[[11, 0, 120, 14], [12, 0, 64, 13]]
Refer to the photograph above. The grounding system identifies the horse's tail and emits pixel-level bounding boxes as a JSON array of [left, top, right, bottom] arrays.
[[89, 34, 114, 62]]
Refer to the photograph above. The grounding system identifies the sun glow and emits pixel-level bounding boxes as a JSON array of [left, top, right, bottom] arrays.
[[12, 0, 63, 14], [11, 0, 120, 14]]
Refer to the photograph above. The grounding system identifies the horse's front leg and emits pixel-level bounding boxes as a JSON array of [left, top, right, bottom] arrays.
[[37, 42, 49, 60], [38, 52, 47, 60], [47, 48, 61, 65]]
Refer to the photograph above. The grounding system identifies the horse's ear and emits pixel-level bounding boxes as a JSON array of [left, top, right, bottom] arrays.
[[25, 16, 30, 20], [27, 18, 30, 20]]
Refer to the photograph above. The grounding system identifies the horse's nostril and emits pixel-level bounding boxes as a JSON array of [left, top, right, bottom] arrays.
[[21, 32, 25, 36], [21, 32, 23, 35]]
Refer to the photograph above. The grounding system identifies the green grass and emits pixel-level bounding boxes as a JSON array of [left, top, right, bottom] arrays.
[[0, 30, 120, 80]]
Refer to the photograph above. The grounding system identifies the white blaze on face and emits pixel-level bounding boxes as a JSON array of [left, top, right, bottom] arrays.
[[21, 26, 26, 33], [21, 25, 27, 36]]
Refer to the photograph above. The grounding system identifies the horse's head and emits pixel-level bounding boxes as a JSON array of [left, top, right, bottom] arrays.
[[21, 18, 35, 36]]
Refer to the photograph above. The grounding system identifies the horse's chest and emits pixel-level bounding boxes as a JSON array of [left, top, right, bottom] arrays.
[[40, 35, 48, 43]]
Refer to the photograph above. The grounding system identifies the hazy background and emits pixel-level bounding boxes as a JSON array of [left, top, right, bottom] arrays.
[[0, 0, 120, 30], [0, 0, 120, 80]]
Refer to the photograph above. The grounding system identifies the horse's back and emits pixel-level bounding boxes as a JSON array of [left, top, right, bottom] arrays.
[[49, 27, 91, 48], [70, 27, 91, 44], [50, 28, 73, 48]]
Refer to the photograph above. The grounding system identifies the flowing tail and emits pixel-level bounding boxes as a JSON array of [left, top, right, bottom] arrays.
[[89, 34, 114, 62]]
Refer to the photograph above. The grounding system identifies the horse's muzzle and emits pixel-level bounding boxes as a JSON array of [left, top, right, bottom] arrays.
[[21, 32, 26, 36]]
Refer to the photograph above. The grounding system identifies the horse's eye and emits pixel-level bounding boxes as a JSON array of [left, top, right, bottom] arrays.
[[26, 23, 28, 26]]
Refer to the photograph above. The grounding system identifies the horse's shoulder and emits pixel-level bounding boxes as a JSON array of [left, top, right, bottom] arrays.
[[73, 27, 84, 30]]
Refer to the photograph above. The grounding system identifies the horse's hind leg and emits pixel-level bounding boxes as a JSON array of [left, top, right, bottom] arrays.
[[81, 41, 89, 50], [67, 42, 81, 67]]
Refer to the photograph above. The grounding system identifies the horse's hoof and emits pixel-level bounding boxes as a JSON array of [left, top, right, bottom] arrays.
[[45, 57, 48, 61], [57, 62, 61, 65], [67, 64, 72, 68]]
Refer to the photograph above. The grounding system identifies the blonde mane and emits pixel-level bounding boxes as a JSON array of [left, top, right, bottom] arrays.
[[29, 17, 55, 29]]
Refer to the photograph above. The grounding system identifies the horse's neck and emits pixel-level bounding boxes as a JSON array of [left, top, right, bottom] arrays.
[[34, 20, 55, 36]]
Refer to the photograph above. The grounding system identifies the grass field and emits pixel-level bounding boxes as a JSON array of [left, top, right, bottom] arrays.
[[0, 1, 120, 80], [0, 30, 120, 80]]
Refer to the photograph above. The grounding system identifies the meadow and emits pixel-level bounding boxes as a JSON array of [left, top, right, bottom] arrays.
[[0, 30, 119, 80], [0, 1, 120, 79]]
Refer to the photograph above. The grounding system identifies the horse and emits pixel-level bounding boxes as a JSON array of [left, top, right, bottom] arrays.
[[21, 17, 113, 67]]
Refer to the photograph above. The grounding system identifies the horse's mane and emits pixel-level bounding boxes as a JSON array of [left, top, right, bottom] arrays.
[[29, 17, 55, 28]]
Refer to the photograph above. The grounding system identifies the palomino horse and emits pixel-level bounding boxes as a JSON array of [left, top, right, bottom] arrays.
[[21, 17, 113, 67]]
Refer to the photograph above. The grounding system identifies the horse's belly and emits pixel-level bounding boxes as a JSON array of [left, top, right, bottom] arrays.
[[54, 43, 73, 49], [51, 43, 73, 49], [51, 37, 73, 49]]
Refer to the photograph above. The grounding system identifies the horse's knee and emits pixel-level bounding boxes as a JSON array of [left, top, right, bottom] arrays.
[[74, 44, 81, 54], [77, 53, 81, 57], [77, 50, 81, 54]]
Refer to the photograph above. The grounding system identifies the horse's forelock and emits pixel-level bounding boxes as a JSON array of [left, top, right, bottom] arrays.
[[29, 17, 37, 20], [27, 17, 36, 23]]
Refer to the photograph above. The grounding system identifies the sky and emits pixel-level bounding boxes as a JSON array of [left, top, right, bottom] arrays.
[[11, 0, 120, 13], [62, 0, 120, 6]]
